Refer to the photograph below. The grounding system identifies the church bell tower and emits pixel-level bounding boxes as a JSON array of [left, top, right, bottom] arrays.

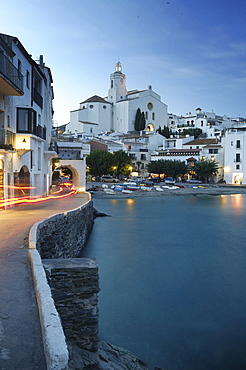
[[107, 62, 127, 103]]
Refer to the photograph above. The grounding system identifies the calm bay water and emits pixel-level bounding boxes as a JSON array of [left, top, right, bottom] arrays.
[[83, 195, 246, 370]]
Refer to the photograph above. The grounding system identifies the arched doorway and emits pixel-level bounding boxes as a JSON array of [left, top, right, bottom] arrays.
[[52, 166, 73, 186], [146, 123, 155, 132], [14, 165, 30, 197], [52, 160, 86, 193]]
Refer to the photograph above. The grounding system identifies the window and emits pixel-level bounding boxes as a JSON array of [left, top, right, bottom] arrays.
[[141, 163, 145, 169], [152, 112, 155, 120], [38, 147, 41, 170], [89, 105, 94, 109], [18, 59, 22, 79], [209, 149, 218, 154], [231, 141, 233, 146], [236, 140, 241, 149], [201, 121, 203, 126], [236, 164, 240, 170], [17, 109, 29, 131], [202, 156, 206, 161], [236, 153, 240, 162], [141, 154, 146, 160], [111, 80, 113, 88], [7, 115, 10, 128], [30, 151, 33, 169], [145, 111, 148, 119], [147, 102, 153, 110], [26, 70, 30, 88], [210, 156, 215, 162], [103, 105, 106, 109]]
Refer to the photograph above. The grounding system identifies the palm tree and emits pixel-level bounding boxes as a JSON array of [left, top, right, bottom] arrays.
[[136, 161, 142, 174], [193, 159, 218, 183]]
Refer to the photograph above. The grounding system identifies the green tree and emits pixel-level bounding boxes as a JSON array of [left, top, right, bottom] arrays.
[[86, 150, 114, 176], [138, 112, 146, 131], [146, 160, 166, 176], [156, 125, 170, 138], [165, 160, 188, 179], [111, 150, 132, 178], [136, 161, 142, 173], [193, 159, 218, 183], [181, 128, 202, 139], [134, 108, 141, 131], [147, 159, 188, 179]]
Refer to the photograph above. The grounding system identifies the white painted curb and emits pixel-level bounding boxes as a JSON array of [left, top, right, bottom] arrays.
[[28, 196, 92, 369], [28, 249, 69, 370]]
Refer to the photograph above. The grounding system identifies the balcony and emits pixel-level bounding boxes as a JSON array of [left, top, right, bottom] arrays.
[[33, 88, 43, 108], [0, 52, 24, 96], [0, 129, 15, 151]]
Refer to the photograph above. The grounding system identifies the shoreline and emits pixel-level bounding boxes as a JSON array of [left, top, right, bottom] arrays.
[[88, 183, 246, 199]]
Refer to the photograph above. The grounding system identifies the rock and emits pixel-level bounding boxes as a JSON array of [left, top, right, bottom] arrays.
[[93, 208, 111, 218], [68, 340, 152, 369]]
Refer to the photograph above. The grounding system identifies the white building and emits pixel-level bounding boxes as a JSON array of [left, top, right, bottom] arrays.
[[171, 108, 241, 140], [120, 131, 164, 177], [0, 33, 55, 201], [224, 127, 246, 184], [68, 62, 168, 136], [151, 137, 223, 181]]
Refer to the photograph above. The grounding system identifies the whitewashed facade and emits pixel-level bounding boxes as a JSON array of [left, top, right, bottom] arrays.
[[68, 62, 168, 136], [223, 127, 246, 184], [151, 137, 224, 181], [0, 33, 55, 201]]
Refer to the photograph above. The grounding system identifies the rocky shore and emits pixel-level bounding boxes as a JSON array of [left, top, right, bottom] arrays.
[[68, 341, 164, 370], [88, 183, 246, 199]]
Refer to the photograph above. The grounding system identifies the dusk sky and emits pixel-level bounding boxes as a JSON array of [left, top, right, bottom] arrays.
[[2, 0, 246, 126]]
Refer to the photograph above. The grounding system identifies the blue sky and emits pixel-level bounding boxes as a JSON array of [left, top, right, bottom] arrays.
[[2, 0, 246, 125]]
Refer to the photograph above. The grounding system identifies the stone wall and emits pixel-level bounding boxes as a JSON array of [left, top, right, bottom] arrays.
[[35, 199, 100, 352], [43, 258, 99, 352], [36, 201, 94, 258]]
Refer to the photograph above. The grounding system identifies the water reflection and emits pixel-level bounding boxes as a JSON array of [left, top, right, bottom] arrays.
[[85, 195, 246, 370], [220, 194, 244, 215]]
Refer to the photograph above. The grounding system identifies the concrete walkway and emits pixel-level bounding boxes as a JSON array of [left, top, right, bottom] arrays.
[[0, 193, 89, 370]]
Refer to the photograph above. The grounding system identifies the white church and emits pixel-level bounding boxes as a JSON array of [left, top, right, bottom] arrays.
[[68, 62, 168, 136]]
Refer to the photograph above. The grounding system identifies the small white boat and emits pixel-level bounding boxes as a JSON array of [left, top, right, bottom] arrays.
[[103, 188, 115, 194], [102, 184, 108, 188], [114, 186, 123, 192], [155, 187, 164, 192], [141, 186, 152, 191], [122, 189, 133, 194]]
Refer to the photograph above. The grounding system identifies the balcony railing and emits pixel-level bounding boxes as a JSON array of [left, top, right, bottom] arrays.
[[33, 88, 43, 108], [0, 52, 23, 94], [0, 129, 15, 150]]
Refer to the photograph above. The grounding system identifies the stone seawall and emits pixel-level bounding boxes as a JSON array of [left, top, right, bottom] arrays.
[[43, 258, 99, 352], [34, 200, 100, 353], [36, 201, 95, 259]]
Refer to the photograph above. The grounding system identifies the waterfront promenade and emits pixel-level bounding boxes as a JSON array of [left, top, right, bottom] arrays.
[[0, 193, 89, 370]]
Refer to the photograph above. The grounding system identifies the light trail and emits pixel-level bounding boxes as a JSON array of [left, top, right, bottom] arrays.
[[0, 188, 76, 208]]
